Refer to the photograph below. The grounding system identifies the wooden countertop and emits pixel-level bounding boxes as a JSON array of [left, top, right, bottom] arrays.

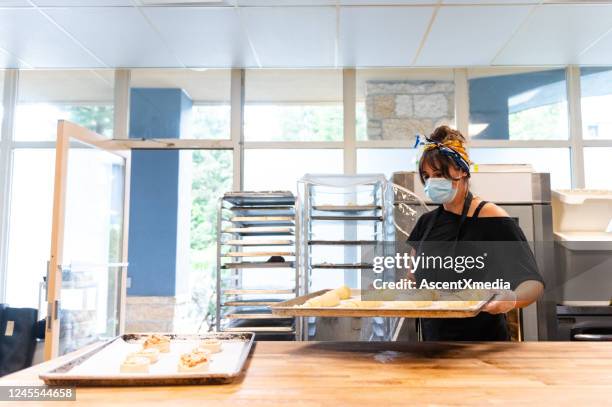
[[2, 341, 612, 406]]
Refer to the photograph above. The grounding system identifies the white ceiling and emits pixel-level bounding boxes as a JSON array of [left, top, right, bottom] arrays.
[[0, 1, 611, 68]]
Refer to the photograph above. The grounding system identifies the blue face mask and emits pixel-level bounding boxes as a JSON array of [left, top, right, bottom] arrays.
[[424, 177, 457, 204]]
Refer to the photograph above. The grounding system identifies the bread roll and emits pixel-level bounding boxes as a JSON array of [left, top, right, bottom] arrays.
[[333, 285, 352, 300], [319, 291, 340, 307]]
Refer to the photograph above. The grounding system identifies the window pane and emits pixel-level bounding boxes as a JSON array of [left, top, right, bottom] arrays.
[[245, 70, 343, 141], [185, 150, 233, 332], [131, 69, 231, 140], [468, 68, 568, 140], [0, 70, 4, 122], [584, 148, 612, 189], [356, 68, 455, 142], [469, 148, 571, 190], [5, 149, 55, 308], [356, 148, 418, 178], [244, 149, 343, 192], [580, 67, 612, 140], [15, 70, 114, 141]]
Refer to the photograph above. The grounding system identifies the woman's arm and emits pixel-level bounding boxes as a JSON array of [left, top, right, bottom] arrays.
[[482, 280, 544, 314]]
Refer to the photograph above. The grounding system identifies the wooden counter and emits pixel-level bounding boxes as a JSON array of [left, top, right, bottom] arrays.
[[2, 341, 612, 406]]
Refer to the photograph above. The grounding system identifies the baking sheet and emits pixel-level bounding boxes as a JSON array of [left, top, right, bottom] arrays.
[[40, 333, 254, 386], [271, 289, 494, 318]]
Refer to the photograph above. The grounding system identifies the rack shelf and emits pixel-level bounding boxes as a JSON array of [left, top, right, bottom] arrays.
[[298, 174, 392, 341], [217, 191, 298, 340]]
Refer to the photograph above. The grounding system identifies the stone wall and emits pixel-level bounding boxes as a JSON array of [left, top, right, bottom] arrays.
[[365, 80, 455, 142]]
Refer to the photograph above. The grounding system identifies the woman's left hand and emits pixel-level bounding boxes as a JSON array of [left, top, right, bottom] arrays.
[[482, 290, 517, 314]]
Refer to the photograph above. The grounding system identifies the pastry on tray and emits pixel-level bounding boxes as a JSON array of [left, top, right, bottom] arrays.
[[143, 334, 171, 353], [128, 348, 160, 363], [197, 338, 222, 354], [120, 356, 150, 373], [178, 351, 210, 373]]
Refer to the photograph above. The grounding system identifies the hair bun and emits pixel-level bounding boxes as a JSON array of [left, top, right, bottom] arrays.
[[429, 125, 466, 145]]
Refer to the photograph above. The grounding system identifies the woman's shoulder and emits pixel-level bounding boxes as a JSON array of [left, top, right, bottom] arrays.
[[478, 202, 509, 218]]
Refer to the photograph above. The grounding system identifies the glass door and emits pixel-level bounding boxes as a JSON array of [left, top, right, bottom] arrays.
[[45, 120, 130, 360]]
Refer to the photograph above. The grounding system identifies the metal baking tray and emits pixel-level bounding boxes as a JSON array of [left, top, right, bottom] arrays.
[[223, 191, 295, 206], [308, 240, 378, 246], [222, 261, 294, 269], [222, 226, 294, 236], [229, 216, 295, 227], [223, 251, 294, 258], [311, 263, 374, 269], [270, 289, 495, 318], [312, 205, 381, 212], [222, 288, 295, 295], [224, 239, 295, 246], [39, 333, 254, 386], [311, 215, 383, 221]]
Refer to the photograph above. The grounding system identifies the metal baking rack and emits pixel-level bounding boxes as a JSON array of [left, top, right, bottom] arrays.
[[297, 174, 393, 341], [216, 191, 299, 340]]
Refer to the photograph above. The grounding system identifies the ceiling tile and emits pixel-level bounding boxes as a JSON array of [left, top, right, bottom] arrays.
[[579, 28, 612, 65], [416, 5, 533, 66], [241, 7, 336, 67], [44, 7, 182, 67], [443, 0, 538, 4], [0, 0, 32, 6], [142, 7, 256, 67], [0, 8, 102, 67], [339, 6, 434, 66], [494, 4, 612, 65], [32, 0, 133, 6], [0, 48, 27, 68], [237, 0, 336, 4]]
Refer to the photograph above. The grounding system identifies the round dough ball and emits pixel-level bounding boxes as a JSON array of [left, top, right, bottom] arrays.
[[319, 291, 340, 307], [333, 285, 352, 300]]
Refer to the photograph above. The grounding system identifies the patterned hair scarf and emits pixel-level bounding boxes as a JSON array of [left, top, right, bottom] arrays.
[[420, 136, 472, 174]]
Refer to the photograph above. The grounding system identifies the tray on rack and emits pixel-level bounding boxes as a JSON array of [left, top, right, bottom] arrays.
[[225, 239, 294, 246], [311, 263, 373, 269], [229, 216, 295, 227], [39, 333, 254, 386], [223, 191, 295, 206], [223, 251, 294, 258], [311, 215, 383, 221], [222, 261, 294, 269], [308, 240, 378, 246], [313, 205, 381, 212], [270, 289, 495, 318], [222, 226, 294, 236]]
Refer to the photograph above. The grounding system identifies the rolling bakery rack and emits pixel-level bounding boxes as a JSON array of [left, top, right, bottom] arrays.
[[215, 191, 299, 340], [297, 174, 394, 341]]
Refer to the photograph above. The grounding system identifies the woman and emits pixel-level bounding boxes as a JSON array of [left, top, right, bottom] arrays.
[[407, 125, 544, 341]]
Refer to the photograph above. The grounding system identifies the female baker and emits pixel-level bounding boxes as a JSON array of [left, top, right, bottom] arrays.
[[407, 125, 544, 341]]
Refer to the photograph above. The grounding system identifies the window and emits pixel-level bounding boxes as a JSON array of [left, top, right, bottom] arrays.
[[356, 68, 455, 142], [245, 70, 343, 142], [0, 70, 4, 122], [468, 68, 568, 140], [5, 149, 56, 308], [469, 148, 571, 190], [356, 148, 418, 178], [584, 148, 612, 189], [244, 149, 343, 192], [186, 150, 233, 331], [15, 70, 115, 141], [580, 67, 612, 140], [131, 69, 231, 140]]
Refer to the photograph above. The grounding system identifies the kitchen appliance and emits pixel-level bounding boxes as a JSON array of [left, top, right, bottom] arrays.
[[552, 189, 612, 341]]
